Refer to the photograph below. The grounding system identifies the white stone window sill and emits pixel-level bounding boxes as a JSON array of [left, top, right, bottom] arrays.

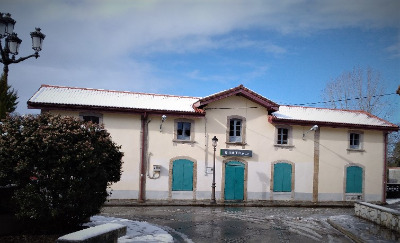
[[173, 139, 195, 144], [226, 142, 247, 146], [347, 148, 365, 152], [274, 144, 295, 148]]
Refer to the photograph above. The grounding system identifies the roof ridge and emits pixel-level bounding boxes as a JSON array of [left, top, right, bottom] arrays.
[[40, 84, 202, 100]]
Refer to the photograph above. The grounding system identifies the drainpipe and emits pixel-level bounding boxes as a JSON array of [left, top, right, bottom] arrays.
[[383, 132, 388, 204], [139, 112, 148, 203]]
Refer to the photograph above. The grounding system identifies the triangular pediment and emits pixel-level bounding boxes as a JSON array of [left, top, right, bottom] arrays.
[[193, 85, 279, 112]]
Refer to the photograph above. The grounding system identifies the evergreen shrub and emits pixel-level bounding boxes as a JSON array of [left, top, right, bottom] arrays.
[[0, 113, 123, 228]]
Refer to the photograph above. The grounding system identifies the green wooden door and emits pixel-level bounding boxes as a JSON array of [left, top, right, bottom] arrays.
[[273, 163, 292, 192], [225, 161, 244, 200], [346, 166, 362, 193], [172, 159, 193, 191]]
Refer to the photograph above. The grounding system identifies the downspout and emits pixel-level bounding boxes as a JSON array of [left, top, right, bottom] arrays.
[[139, 112, 148, 203], [383, 132, 388, 204]]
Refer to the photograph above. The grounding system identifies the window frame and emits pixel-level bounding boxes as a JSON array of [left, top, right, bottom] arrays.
[[348, 131, 364, 151], [226, 115, 246, 145], [274, 125, 293, 147], [79, 112, 103, 125], [174, 119, 195, 143]]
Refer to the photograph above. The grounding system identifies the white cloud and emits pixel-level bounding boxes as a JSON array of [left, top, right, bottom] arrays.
[[386, 40, 400, 58]]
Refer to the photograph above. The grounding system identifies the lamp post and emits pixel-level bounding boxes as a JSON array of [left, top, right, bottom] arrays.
[[211, 136, 218, 204], [0, 13, 45, 84]]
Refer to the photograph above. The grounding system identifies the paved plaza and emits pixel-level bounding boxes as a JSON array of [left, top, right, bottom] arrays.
[[101, 206, 355, 242]]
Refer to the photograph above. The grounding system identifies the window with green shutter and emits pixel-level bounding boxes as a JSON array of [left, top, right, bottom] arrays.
[[346, 166, 362, 193], [172, 159, 194, 191], [273, 163, 292, 192]]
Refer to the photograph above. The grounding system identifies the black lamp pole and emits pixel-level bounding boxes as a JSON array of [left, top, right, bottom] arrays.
[[211, 136, 218, 204], [0, 13, 45, 85]]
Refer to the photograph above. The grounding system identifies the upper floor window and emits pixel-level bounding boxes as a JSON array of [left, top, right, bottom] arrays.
[[174, 119, 194, 143], [229, 119, 242, 142], [277, 128, 289, 145], [80, 112, 103, 124], [226, 116, 246, 144], [349, 131, 363, 150], [275, 126, 293, 147], [177, 122, 191, 140]]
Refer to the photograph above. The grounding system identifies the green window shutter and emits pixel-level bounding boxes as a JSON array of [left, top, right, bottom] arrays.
[[182, 161, 194, 190], [172, 159, 193, 191], [346, 166, 362, 193], [273, 163, 292, 192], [225, 164, 235, 199]]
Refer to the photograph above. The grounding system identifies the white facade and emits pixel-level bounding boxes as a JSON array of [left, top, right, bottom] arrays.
[[28, 84, 398, 203]]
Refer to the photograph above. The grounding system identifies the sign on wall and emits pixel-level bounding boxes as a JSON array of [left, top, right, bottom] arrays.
[[220, 149, 252, 157]]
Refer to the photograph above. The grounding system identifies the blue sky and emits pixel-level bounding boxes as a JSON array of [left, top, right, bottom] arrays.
[[2, 0, 400, 123]]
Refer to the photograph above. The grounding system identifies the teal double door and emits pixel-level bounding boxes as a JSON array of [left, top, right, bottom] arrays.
[[224, 161, 245, 201]]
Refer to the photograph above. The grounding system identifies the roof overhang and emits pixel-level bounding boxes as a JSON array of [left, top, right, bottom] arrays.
[[269, 116, 399, 132], [28, 102, 205, 118]]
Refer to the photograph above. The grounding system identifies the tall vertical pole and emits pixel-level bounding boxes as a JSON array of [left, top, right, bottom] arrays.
[[211, 145, 216, 204], [312, 128, 320, 203]]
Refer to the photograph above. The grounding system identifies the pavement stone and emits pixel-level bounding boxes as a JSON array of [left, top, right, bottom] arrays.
[[105, 199, 400, 242], [328, 215, 400, 243]]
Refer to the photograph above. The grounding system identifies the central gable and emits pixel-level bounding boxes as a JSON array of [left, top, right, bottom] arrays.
[[193, 85, 279, 112]]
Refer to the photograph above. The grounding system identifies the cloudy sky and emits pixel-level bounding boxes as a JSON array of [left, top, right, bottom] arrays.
[[2, 0, 400, 122]]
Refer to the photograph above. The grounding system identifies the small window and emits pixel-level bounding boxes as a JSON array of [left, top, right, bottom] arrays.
[[83, 115, 100, 124], [226, 116, 246, 145], [229, 119, 242, 142], [349, 133, 360, 149], [275, 126, 293, 147], [277, 128, 289, 145], [348, 131, 363, 151], [80, 113, 103, 124], [177, 122, 191, 140], [174, 119, 194, 142]]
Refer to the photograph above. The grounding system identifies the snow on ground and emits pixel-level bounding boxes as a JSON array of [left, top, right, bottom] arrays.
[[84, 215, 174, 243], [387, 199, 400, 204]]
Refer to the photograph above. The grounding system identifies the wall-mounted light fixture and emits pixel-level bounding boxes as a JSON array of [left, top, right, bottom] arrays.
[[302, 125, 318, 140], [159, 115, 167, 132]]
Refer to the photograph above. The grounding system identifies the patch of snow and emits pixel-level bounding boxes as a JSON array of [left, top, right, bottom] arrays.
[[387, 198, 400, 204], [84, 215, 173, 243], [58, 223, 124, 241]]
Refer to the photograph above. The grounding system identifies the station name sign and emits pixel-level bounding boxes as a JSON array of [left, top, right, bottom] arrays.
[[220, 149, 252, 157]]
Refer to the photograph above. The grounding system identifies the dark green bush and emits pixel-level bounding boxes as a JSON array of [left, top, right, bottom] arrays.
[[0, 113, 123, 228]]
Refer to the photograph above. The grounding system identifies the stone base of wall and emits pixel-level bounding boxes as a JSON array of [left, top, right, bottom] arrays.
[[355, 202, 400, 233]]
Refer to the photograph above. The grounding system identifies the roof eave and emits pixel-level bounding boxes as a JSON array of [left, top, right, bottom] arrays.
[[27, 102, 205, 117], [269, 116, 399, 132]]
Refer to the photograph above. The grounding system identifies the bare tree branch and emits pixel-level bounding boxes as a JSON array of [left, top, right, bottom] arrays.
[[322, 66, 392, 119]]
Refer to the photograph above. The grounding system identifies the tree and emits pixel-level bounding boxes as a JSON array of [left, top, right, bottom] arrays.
[[0, 113, 123, 228], [322, 66, 391, 118], [0, 73, 18, 119]]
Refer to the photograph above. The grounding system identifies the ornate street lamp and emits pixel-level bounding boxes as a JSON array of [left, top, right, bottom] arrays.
[[0, 13, 46, 83], [211, 136, 218, 204]]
